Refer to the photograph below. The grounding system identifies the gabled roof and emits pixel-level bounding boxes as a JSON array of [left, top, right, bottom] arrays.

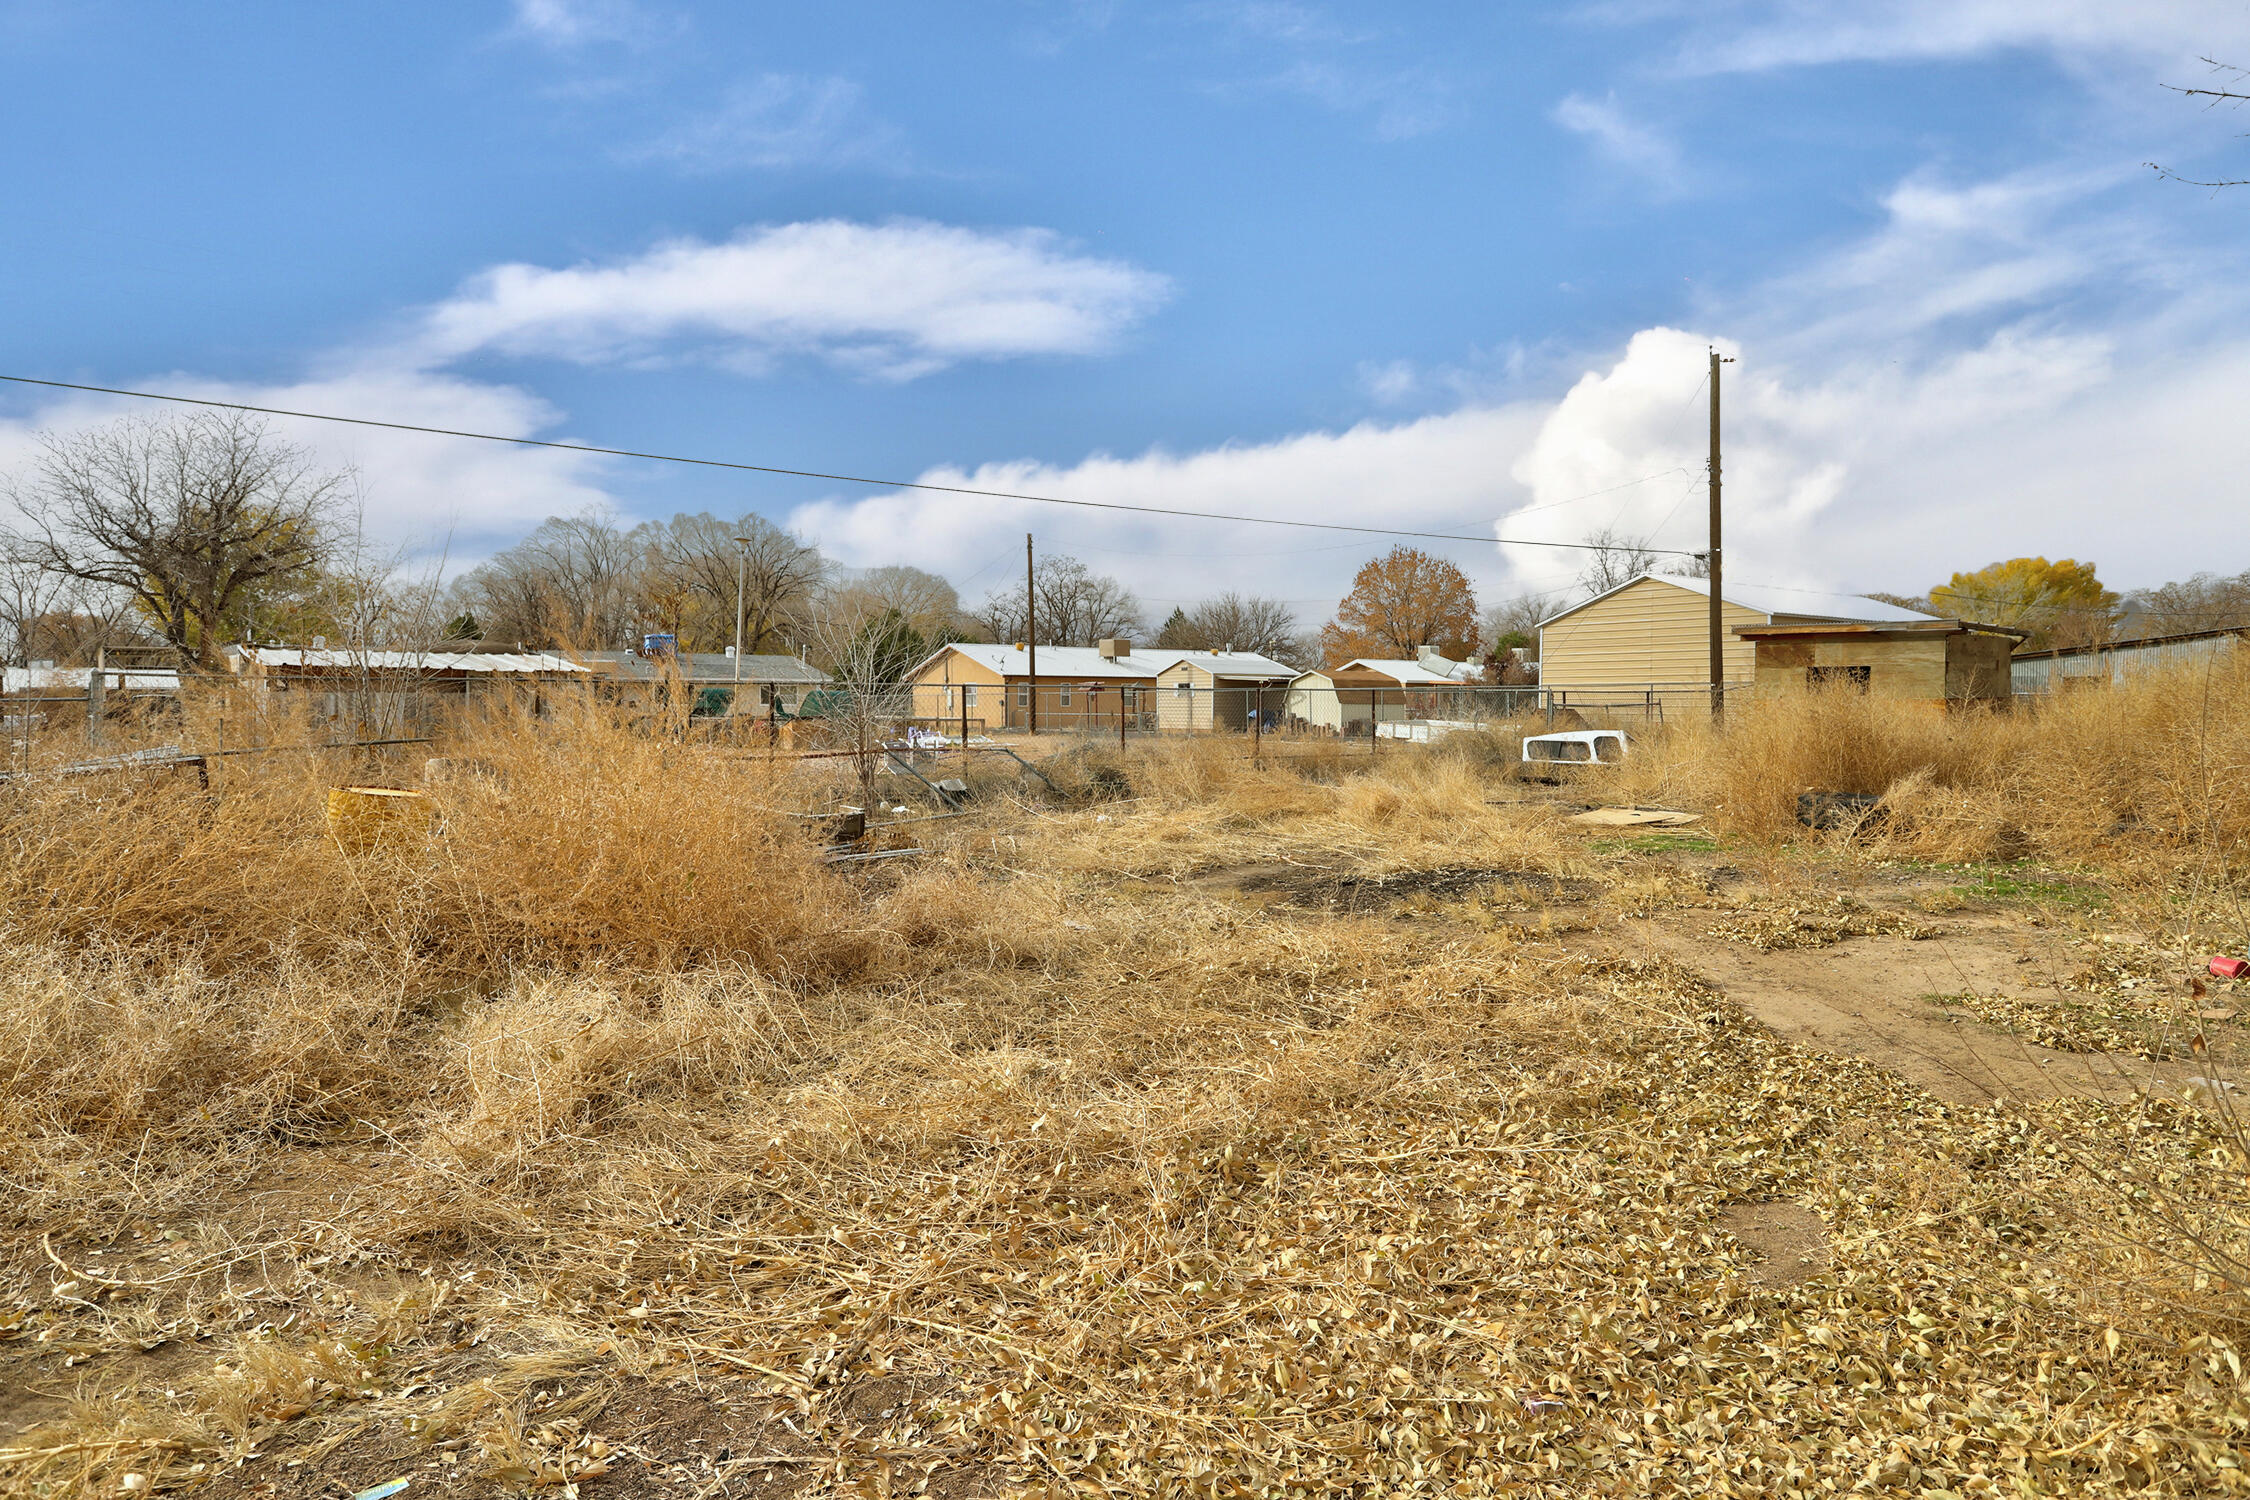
[[1153, 651, 1298, 680], [912, 642, 1292, 681], [1539, 572, 1937, 630], [1335, 656, 1477, 685]]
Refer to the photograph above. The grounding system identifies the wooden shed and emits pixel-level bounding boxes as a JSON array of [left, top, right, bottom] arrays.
[[1735, 620, 2024, 705], [1537, 574, 1939, 714]]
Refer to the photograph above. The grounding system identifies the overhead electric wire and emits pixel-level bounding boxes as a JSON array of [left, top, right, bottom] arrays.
[[0, 372, 1701, 559]]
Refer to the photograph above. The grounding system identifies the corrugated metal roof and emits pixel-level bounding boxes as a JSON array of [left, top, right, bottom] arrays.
[[1540, 573, 1936, 629], [1336, 656, 1477, 685], [4, 666, 181, 693], [1152, 651, 1298, 680], [921, 643, 1294, 681], [234, 647, 587, 674], [577, 650, 827, 684]]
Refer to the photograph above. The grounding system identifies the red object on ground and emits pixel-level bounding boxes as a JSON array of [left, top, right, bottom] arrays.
[[2212, 956, 2250, 980]]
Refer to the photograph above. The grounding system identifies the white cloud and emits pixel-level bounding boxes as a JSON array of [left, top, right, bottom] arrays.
[[1652, 0, 2250, 74], [409, 220, 1172, 379], [794, 156, 2250, 616], [625, 74, 906, 173], [508, 0, 661, 48], [0, 367, 615, 569], [787, 405, 1554, 619], [1553, 91, 1686, 187]]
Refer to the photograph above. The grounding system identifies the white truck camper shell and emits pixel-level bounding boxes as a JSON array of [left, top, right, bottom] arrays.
[[1521, 730, 1627, 766]]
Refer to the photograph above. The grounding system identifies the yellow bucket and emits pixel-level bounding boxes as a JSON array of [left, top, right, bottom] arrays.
[[326, 785, 431, 854]]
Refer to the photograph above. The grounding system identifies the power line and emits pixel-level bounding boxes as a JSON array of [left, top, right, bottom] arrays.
[[0, 373, 1702, 560]]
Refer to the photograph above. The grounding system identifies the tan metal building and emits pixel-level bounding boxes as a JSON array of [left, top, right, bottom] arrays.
[[1737, 620, 2023, 704], [905, 641, 1291, 732], [1153, 654, 1295, 731], [1538, 574, 1936, 712]]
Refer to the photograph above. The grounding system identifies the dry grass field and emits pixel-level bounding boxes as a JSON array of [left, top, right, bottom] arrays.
[[5, 673, 2250, 1498]]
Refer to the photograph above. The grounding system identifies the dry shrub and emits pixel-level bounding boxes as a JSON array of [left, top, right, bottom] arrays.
[[1612, 654, 2250, 866], [0, 945, 423, 1148], [0, 697, 848, 976]]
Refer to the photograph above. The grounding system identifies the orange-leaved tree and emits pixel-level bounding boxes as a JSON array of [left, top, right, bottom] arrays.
[[1927, 557, 2118, 651], [1319, 547, 1479, 666]]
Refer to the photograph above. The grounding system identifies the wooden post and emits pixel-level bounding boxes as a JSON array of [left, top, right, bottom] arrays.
[[1118, 688, 1127, 752], [1251, 686, 1261, 761], [86, 647, 106, 746]]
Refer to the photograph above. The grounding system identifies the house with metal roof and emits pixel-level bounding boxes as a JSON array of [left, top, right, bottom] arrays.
[[575, 648, 827, 715], [221, 643, 593, 734], [1537, 574, 1936, 713], [905, 639, 1295, 732], [1284, 647, 1478, 734]]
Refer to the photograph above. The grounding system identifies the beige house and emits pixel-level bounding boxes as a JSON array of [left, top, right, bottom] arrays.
[[1285, 650, 1476, 733], [1538, 574, 1935, 713], [906, 641, 1292, 732], [1737, 620, 2023, 705], [1153, 654, 1296, 731]]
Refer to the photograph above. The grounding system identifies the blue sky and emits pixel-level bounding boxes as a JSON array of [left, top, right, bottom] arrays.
[[5, 1, 2250, 617]]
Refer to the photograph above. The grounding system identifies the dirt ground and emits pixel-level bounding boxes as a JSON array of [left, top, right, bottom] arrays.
[[5, 766, 2244, 1498]]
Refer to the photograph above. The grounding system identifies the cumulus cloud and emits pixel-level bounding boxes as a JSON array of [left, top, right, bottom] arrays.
[[1485, 155, 2250, 601], [1553, 91, 1686, 186], [787, 404, 1554, 618], [793, 155, 2250, 615], [408, 221, 1173, 379], [625, 74, 906, 173]]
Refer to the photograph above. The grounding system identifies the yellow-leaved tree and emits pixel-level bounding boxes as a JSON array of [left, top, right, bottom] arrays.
[[1927, 558, 2117, 651]]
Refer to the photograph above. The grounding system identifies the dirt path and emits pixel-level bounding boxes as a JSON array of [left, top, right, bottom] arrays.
[[1632, 913, 2185, 1107]]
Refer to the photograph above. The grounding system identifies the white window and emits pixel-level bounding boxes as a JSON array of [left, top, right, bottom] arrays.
[[1058, 684, 1072, 707], [963, 685, 978, 711], [1176, 681, 1191, 695], [1016, 684, 1031, 707]]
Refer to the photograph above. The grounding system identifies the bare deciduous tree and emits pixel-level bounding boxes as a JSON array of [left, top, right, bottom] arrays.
[[1481, 592, 1553, 661], [2151, 57, 2250, 188], [1574, 527, 1661, 599], [2125, 570, 2250, 636], [835, 565, 962, 641], [1171, 593, 1300, 659], [6, 411, 344, 668], [976, 555, 1140, 646], [635, 513, 825, 653], [453, 513, 641, 649]]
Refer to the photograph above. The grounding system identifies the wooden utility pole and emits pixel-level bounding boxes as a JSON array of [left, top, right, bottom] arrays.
[[1025, 532, 1038, 735], [1707, 349, 1732, 719]]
